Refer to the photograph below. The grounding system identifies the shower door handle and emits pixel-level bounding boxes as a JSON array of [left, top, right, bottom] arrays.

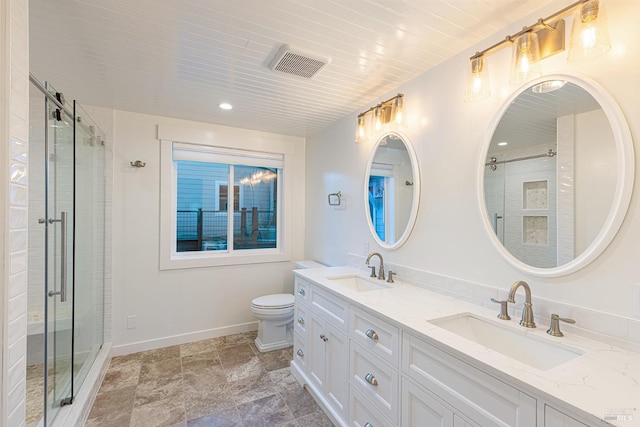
[[48, 211, 68, 302]]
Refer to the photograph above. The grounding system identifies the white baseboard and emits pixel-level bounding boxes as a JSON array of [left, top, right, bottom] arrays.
[[110, 321, 259, 356]]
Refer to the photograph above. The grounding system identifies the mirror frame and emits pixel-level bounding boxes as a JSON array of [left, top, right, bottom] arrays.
[[477, 74, 635, 277], [364, 130, 421, 250]]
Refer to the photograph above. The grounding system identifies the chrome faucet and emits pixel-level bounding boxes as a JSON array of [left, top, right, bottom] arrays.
[[365, 252, 385, 281], [507, 280, 536, 328]]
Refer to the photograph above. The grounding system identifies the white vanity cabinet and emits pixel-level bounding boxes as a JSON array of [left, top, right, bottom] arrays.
[[291, 273, 607, 427], [403, 332, 537, 427], [402, 377, 479, 427], [544, 406, 589, 427], [291, 278, 350, 424]]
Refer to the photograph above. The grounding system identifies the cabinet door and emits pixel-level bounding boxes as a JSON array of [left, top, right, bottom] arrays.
[[308, 315, 327, 392], [402, 378, 454, 427], [325, 324, 349, 420], [545, 405, 589, 427]]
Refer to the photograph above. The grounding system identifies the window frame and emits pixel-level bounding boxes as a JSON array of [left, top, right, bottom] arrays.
[[159, 126, 293, 270]]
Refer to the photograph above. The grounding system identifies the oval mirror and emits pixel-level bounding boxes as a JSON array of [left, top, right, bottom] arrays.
[[365, 131, 420, 250], [478, 75, 634, 277]]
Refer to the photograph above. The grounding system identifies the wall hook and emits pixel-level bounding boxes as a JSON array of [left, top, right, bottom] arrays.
[[130, 160, 146, 168]]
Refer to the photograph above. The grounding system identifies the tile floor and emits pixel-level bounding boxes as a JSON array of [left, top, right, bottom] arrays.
[[85, 331, 334, 426]]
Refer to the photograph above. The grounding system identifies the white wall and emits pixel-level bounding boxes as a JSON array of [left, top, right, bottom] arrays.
[[305, 1, 640, 318], [110, 110, 305, 354]]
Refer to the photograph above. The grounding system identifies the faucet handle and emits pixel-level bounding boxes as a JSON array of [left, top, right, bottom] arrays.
[[387, 271, 395, 283], [368, 265, 376, 278], [546, 314, 576, 337], [490, 298, 511, 320]]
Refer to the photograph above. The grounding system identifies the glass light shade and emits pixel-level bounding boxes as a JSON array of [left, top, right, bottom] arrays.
[[373, 105, 383, 132], [568, 0, 611, 62], [355, 114, 369, 143], [390, 95, 406, 128], [464, 57, 491, 102], [510, 32, 542, 85]]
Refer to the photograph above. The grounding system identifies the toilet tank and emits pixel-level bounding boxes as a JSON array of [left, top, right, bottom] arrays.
[[294, 260, 326, 269]]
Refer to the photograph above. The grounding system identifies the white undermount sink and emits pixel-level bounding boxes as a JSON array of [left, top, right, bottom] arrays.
[[326, 274, 392, 292], [430, 313, 584, 370]]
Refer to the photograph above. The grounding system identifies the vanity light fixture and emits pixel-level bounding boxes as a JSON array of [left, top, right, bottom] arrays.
[[464, 0, 610, 102], [354, 93, 405, 143], [567, 0, 611, 62], [464, 56, 491, 102], [510, 32, 542, 85]]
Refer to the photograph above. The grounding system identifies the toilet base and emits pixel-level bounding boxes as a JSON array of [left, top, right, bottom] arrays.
[[254, 337, 292, 353]]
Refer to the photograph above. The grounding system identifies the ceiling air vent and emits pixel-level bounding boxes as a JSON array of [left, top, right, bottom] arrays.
[[269, 44, 329, 79]]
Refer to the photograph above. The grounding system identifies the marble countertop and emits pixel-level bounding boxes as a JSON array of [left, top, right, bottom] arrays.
[[295, 266, 640, 427]]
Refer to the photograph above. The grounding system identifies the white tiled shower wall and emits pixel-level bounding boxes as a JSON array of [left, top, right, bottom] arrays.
[[5, 0, 29, 425]]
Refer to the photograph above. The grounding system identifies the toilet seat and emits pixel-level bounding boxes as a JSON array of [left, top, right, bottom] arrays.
[[251, 294, 294, 310]]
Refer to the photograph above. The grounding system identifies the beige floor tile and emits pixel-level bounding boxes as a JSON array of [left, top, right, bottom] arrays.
[[86, 333, 329, 427], [129, 395, 186, 427]]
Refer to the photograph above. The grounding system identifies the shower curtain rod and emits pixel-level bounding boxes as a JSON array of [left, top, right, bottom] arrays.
[[485, 149, 556, 167], [29, 73, 105, 140]]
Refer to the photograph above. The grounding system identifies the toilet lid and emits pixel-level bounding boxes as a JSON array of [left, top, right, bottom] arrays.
[[251, 293, 294, 309]]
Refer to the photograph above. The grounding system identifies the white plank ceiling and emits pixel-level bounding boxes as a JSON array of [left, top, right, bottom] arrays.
[[29, 0, 557, 137]]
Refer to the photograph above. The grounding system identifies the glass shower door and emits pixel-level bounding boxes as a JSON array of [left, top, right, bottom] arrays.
[[44, 86, 75, 425]]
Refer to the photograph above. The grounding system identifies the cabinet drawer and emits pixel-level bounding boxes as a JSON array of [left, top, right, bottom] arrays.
[[294, 304, 308, 338], [292, 334, 307, 373], [351, 306, 400, 367], [295, 277, 310, 306], [310, 285, 349, 333], [402, 333, 536, 427], [351, 342, 399, 424], [351, 385, 395, 427]]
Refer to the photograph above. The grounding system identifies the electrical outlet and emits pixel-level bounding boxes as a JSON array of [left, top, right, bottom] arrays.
[[127, 315, 137, 329], [633, 284, 640, 317]]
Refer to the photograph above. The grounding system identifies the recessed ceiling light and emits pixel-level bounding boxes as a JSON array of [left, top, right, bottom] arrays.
[[531, 80, 566, 94], [219, 103, 233, 110], [498, 141, 508, 146]]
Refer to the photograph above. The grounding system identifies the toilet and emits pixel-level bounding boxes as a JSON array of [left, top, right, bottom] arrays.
[[251, 260, 325, 352]]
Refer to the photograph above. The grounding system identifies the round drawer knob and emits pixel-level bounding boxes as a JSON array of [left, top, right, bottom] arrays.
[[364, 423, 373, 427], [297, 317, 305, 325], [365, 328, 379, 341], [297, 288, 306, 296], [296, 349, 304, 357], [364, 372, 378, 386]]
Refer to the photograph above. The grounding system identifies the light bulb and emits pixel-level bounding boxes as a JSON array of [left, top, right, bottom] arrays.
[[464, 56, 491, 102], [510, 32, 542, 85], [568, 0, 610, 62]]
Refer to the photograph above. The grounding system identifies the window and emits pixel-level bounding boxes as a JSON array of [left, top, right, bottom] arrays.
[[160, 137, 292, 269]]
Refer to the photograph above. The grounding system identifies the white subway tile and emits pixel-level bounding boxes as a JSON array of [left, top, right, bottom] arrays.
[[10, 163, 27, 185], [7, 400, 26, 427], [10, 252, 26, 275], [8, 293, 26, 323], [8, 335, 26, 367], [9, 229, 27, 252], [9, 184, 27, 207], [8, 272, 26, 300], [7, 356, 25, 392]]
